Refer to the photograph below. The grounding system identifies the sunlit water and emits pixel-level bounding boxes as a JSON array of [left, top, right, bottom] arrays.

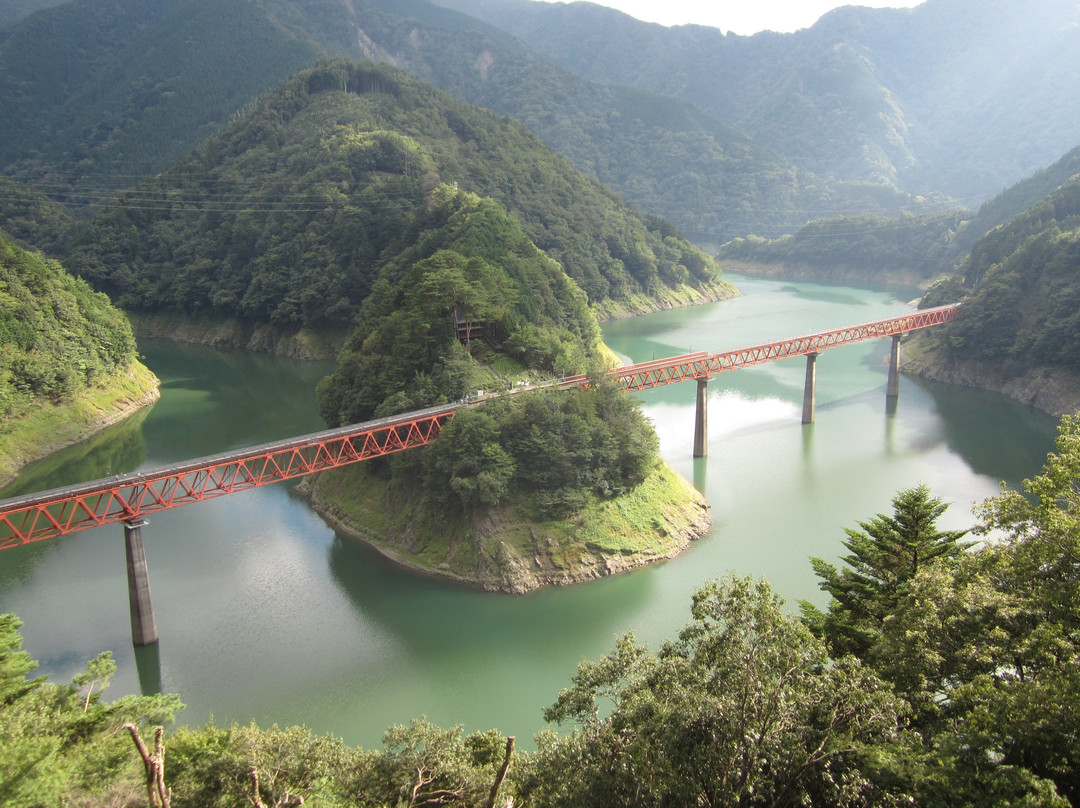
[[0, 275, 1058, 749]]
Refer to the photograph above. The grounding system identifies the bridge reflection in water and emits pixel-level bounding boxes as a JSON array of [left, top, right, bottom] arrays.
[[0, 303, 960, 643]]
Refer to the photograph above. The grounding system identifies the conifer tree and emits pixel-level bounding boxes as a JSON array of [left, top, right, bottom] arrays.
[[801, 484, 970, 658]]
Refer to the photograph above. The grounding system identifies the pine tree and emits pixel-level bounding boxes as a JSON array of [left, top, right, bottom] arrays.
[[800, 484, 970, 658]]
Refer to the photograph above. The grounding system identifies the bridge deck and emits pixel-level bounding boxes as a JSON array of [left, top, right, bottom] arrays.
[[0, 304, 959, 547]]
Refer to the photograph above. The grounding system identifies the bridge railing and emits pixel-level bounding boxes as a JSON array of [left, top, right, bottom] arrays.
[[615, 304, 960, 392], [0, 404, 459, 548]]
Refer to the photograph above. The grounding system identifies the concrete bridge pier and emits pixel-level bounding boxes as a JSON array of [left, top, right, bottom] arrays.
[[124, 520, 158, 646], [693, 378, 708, 458], [887, 334, 902, 399], [802, 353, 818, 424]]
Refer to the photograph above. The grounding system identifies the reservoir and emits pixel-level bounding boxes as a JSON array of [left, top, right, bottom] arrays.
[[0, 274, 1060, 749]]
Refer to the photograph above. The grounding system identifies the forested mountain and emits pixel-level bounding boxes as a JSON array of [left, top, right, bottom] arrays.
[[0, 178, 77, 255], [62, 60, 726, 333], [0, 236, 138, 416], [438, 0, 1080, 202], [716, 140, 1080, 286], [963, 144, 1080, 249], [716, 210, 970, 286], [0, 0, 924, 246], [934, 173, 1080, 372], [0, 0, 325, 197]]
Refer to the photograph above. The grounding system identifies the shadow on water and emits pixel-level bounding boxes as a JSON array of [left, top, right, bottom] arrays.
[[777, 284, 880, 306], [909, 376, 1059, 486], [324, 527, 663, 656], [137, 339, 336, 461]]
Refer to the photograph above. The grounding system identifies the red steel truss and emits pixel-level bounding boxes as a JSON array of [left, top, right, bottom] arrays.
[[0, 404, 457, 548], [613, 304, 960, 392], [0, 303, 960, 548]]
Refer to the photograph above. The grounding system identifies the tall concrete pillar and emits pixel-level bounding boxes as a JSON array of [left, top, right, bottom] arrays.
[[693, 378, 708, 458], [802, 352, 818, 424], [124, 520, 158, 646], [887, 334, 902, 398]]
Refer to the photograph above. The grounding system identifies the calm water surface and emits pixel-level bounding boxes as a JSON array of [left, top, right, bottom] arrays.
[[0, 275, 1059, 748]]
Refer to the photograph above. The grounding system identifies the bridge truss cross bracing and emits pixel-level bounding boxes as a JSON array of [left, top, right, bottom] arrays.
[[0, 405, 456, 548], [610, 304, 959, 393]]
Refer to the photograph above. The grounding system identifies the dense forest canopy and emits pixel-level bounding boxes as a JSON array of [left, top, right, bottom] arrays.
[[61, 60, 724, 331], [0, 0, 324, 194], [316, 185, 604, 424], [912, 172, 1080, 372]]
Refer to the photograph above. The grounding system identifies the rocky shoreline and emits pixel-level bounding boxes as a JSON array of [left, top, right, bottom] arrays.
[[297, 462, 713, 594], [128, 311, 348, 360], [901, 341, 1080, 418]]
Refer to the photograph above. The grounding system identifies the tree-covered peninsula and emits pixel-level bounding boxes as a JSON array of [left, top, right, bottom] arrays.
[[0, 236, 158, 486], [308, 185, 710, 591], [50, 59, 722, 587]]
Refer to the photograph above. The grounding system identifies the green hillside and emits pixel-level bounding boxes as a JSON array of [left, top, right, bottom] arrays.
[[0, 236, 158, 484], [316, 186, 603, 426], [305, 144, 711, 591], [964, 145, 1080, 247], [0, 0, 324, 195], [937, 175, 1080, 370], [64, 60, 729, 334], [0, 177, 78, 255], [716, 209, 970, 285]]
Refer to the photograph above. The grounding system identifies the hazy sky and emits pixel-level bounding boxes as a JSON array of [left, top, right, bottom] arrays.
[[546, 1, 925, 35]]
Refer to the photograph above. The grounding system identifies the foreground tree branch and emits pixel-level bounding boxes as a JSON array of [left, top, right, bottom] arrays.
[[125, 724, 170, 808]]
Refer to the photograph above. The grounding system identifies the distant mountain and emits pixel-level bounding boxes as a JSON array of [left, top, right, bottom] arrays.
[[715, 209, 970, 287], [437, 0, 1080, 202], [0, 0, 923, 246], [63, 60, 727, 334], [716, 139, 1080, 289], [0, 0, 65, 28], [8, 0, 1074, 249], [0, 0, 324, 196]]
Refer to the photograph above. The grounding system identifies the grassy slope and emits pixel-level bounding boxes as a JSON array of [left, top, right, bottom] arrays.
[[0, 361, 160, 488], [303, 458, 710, 593]]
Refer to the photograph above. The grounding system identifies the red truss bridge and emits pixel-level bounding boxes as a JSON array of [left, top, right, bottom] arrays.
[[0, 304, 960, 550], [603, 303, 959, 393]]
